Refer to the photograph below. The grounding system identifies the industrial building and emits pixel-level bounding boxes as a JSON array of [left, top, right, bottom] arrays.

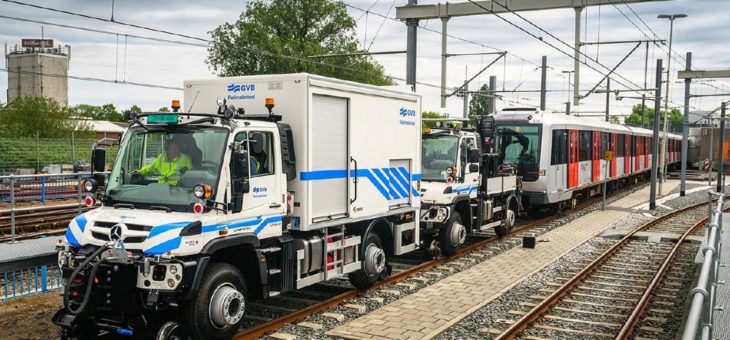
[[5, 38, 70, 106]]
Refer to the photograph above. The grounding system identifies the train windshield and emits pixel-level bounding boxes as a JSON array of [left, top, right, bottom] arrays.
[[422, 134, 459, 181], [104, 126, 229, 212], [495, 125, 541, 166]]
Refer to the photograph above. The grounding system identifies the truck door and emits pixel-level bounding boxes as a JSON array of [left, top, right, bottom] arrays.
[[568, 130, 579, 188], [460, 137, 480, 198], [233, 130, 286, 237], [311, 94, 349, 221]]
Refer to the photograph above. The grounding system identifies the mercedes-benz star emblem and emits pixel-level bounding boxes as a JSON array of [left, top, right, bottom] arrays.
[[109, 224, 125, 242]]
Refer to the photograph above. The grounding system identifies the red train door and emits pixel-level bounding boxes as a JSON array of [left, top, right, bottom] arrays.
[[592, 131, 601, 182], [568, 130, 579, 188], [644, 137, 651, 169], [610, 133, 617, 177], [624, 134, 631, 174], [636, 137, 643, 171]]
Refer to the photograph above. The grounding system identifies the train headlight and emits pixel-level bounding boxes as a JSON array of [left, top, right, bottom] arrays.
[[82, 179, 97, 192]]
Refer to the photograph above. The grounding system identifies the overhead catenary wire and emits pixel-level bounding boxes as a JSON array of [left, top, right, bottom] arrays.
[[0, 67, 184, 91]]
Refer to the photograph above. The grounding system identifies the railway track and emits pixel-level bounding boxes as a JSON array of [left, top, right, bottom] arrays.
[[232, 183, 651, 339], [0, 204, 93, 241], [491, 201, 717, 339]]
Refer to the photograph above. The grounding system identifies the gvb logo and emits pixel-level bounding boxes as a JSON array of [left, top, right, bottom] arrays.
[[252, 187, 267, 193], [399, 107, 416, 126], [227, 84, 256, 93], [399, 108, 416, 117], [227, 83, 256, 100]]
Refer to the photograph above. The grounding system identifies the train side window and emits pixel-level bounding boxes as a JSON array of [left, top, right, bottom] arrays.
[[551, 129, 567, 165], [617, 134, 625, 157], [579, 130, 591, 161], [601, 133, 609, 155]]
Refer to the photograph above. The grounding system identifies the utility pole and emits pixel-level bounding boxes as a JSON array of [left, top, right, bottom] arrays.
[[718, 102, 726, 193], [680, 52, 692, 196], [573, 6, 582, 107], [540, 56, 547, 111], [605, 78, 611, 122], [489, 76, 497, 114], [566, 102, 571, 116], [405, 0, 418, 91], [658, 13, 687, 194], [440, 17, 449, 108], [462, 79, 469, 119], [650, 59, 663, 210]]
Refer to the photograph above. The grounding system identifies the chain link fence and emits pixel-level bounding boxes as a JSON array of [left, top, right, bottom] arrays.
[[0, 135, 119, 175]]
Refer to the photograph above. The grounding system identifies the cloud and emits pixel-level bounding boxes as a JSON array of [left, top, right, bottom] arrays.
[[0, 0, 727, 115]]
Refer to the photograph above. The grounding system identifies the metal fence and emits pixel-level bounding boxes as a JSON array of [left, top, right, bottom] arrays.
[[0, 172, 103, 242], [1, 264, 62, 301], [0, 136, 119, 175], [683, 191, 725, 340]]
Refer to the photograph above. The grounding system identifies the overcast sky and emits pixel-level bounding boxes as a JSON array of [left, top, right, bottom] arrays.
[[1, 0, 728, 119]]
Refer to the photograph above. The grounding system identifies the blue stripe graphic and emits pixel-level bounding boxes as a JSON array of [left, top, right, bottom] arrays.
[[75, 215, 88, 232], [397, 167, 421, 197], [65, 228, 80, 246], [385, 168, 409, 198], [145, 237, 182, 255], [148, 221, 193, 238], [300, 170, 347, 180], [371, 169, 397, 200]]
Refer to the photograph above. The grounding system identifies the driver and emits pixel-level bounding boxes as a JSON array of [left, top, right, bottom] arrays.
[[134, 137, 192, 186]]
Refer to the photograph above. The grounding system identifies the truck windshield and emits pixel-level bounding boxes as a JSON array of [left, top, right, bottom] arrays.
[[495, 125, 541, 166], [105, 127, 229, 212], [422, 134, 459, 181]]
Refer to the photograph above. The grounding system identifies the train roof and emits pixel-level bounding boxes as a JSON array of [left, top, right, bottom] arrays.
[[492, 109, 681, 140]]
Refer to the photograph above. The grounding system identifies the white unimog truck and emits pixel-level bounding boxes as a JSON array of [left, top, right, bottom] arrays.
[[53, 74, 422, 339], [419, 117, 521, 256]]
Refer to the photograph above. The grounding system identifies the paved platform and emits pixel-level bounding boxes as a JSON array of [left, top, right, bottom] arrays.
[[327, 180, 682, 340], [0, 237, 60, 272]]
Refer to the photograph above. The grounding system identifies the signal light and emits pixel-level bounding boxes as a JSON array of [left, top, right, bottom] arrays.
[[193, 184, 213, 199], [171, 99, 181, 112], [193, 203, 204, 215], [265, 97, 275, 114], [83, 196, 95, 207]]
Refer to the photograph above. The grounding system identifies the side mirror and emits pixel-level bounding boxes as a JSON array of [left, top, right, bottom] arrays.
[[92, 148, 106, 172], [469, 163, 479, 173], [233, 150, 251, 194], [92, 173, 106, 187], [468, 148, 481, 163]]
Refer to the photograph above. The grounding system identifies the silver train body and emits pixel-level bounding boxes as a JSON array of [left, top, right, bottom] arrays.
[[492, 109, 682, 206]]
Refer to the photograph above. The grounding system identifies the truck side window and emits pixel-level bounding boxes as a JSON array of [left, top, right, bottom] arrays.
[[249, 132, 274, 177], [459, 138, 469, 176]]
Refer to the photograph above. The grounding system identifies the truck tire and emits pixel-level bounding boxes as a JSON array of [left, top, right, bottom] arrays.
[[183, 263, 247, 340], [348, 232, 387, 290], [156, 321, 185, 340], [494, 204, 516, 237], [439, 212, 465, 257]]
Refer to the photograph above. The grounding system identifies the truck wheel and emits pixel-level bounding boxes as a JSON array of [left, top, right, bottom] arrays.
[[348, 232, 387, 290], [183, 263, 247, 340], [439, 212, 465, 257], [156, 321, 185, 340], [495, 205, 516, 237]]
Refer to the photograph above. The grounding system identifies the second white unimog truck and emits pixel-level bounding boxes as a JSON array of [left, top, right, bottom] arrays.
[[53, 74, 422, 339], [419, 117, 521, 257]]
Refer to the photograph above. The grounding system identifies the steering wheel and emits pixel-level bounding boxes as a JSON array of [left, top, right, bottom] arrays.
[[130, 172, 146, 185]]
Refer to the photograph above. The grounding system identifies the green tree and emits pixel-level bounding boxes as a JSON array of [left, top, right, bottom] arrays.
[[123, 104, 143, 121], [157, 106, 171, 113], [422, 111, 444, 128], [71, 104, 102, 119], [207, 0, 393, 85], [624, 104, 683, 126], [0, 96, 93, 138], [99, 103, 124, 122], [609, 116, 621, 124], [468, 84, 492, 117], [70, 103, 124, 122]]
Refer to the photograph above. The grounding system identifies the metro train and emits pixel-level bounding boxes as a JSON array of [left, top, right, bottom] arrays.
[[492, 108, 683, 210]]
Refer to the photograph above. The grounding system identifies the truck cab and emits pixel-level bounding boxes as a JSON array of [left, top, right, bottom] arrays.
[[419, 117, 521, 256]]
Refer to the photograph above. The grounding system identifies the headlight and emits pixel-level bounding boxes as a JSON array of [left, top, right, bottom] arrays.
[[82, 179, 96, 192], [193, 184, 213, 199], [216, 96, 226, 107], [436, 207, 449, 222], [446, 167, 454, 176]]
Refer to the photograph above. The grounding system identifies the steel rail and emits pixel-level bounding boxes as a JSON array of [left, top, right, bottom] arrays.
[[234, 182, 649, 339], [617, 208, 714, 338], [495, 201, 711, 340]]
